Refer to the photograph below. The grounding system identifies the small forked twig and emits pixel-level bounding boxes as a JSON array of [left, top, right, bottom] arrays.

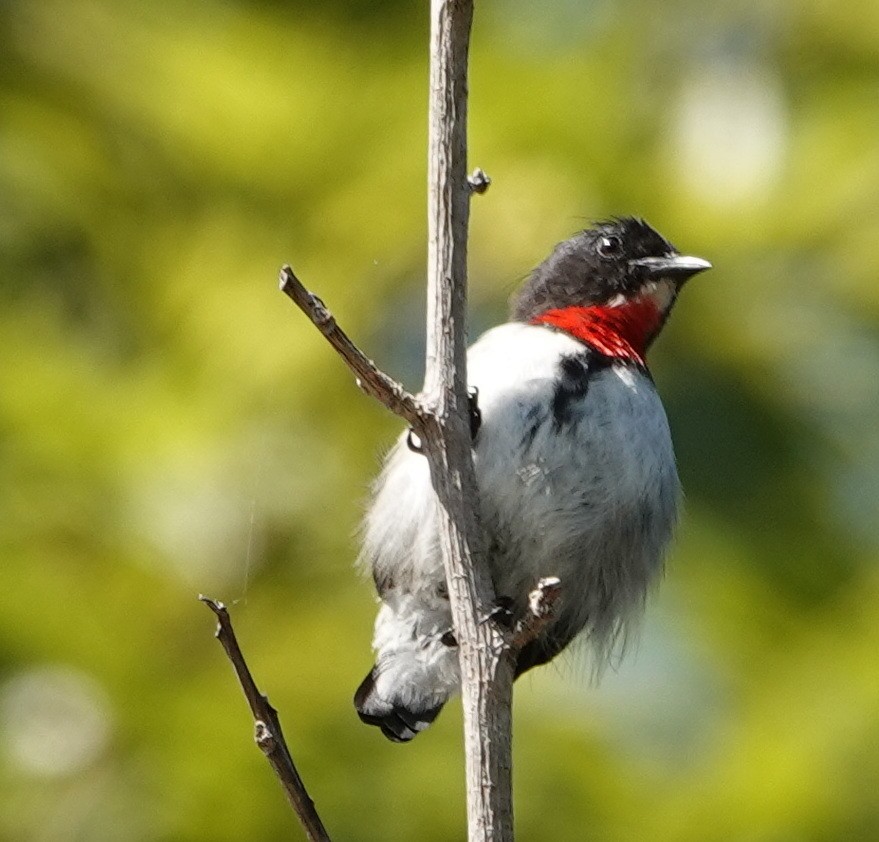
[[199, 596, 331, 842]]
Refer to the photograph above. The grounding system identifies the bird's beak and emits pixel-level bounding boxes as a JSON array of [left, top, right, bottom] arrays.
[[629, 254, 712, 281]]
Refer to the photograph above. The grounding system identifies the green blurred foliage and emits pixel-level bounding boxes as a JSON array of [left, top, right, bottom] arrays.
[[1, 0, 878, 839]]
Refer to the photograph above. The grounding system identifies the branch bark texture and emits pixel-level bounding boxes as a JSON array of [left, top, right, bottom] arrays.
[[423, 2, 515, 841]]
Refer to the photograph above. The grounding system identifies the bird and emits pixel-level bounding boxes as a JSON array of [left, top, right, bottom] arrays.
[[353, 217, 711, 742]]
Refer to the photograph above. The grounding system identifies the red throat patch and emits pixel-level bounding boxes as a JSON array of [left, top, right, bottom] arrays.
[[530, 298, 663, 367]]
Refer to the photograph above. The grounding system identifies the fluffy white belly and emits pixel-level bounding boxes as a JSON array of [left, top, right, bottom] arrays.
[[470, 325, 679, 639], [364, 322, 679, 648]]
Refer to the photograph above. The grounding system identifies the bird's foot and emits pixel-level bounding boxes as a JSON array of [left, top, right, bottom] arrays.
[[406, 386, 482, 455], [481, 596, 515, 629], [439, 596, 514, 646], [406, 428, 424, 454]]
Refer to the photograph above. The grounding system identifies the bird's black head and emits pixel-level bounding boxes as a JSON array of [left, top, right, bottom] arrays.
[[511, 217, 711, 322]]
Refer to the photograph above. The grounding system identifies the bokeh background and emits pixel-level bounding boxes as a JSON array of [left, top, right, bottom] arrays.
[[2, 0, 879, 839]]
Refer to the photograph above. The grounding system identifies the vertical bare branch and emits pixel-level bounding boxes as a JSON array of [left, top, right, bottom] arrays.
[[275, 3, 517, 839], [423, 2, 515, 840]]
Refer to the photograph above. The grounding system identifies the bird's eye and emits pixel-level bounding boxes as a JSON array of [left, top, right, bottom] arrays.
[[597, 235, 622, 258]]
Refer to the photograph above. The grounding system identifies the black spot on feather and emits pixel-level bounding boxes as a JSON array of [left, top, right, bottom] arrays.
[[551, 353, 609, 429]]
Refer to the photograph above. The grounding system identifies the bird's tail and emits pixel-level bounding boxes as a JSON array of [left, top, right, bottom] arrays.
[[353, 598, 460, 742], [354, 667, 445, 742]]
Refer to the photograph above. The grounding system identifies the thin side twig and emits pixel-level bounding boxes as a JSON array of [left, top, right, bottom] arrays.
[[199, 596, 332, 842], [279, 266, 425, 428], [512, 577, 563, 650]]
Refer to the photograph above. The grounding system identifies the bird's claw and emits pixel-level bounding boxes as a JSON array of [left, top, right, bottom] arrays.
[[406, 428, 424, 454], [468, 386, 482, 441], [480, 596, 515, 629]]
